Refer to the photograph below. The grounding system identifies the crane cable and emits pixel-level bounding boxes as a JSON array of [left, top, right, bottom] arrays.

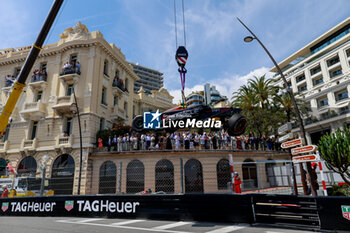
[[174, 0, 188, 108]]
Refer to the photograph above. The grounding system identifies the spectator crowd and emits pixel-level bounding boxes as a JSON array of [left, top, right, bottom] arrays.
[[97, 131, 284, 152], [61, 60, 80, 75]]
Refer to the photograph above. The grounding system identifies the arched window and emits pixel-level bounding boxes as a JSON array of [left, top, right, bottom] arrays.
[[184, 159, 203, 193], [17, 156, 37, 177], [216, 159, 231, 190], [0, 158, 7, 177], [103, 60, 109, 76], [99, 161, 117, 194], [51, 154, 75, 195], [155, 159, 174, 193], [242, 159, 257, 189], [126, 160, 144, 193]]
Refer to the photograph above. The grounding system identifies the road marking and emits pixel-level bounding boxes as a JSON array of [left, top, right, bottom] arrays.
[[77, 219, 104, 223], [110, 219, 145, 226], [56, 219, 192, 233], [153, 221, 192, 230], [206, 226, 245, 233]]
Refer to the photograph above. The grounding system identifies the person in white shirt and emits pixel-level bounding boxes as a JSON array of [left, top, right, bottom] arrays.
[[175, 133, 180, 150]]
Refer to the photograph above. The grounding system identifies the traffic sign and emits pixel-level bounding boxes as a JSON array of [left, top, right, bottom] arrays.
[[292, 154, 318, 163], [278, 122, 292, 135], [279, 132, 294, 143], [281, 138, 304, 149], [291, 145, 317, 155]]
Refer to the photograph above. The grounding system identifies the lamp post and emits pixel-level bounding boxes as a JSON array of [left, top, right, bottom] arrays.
[[71, 87, 83, 195], [237, 18, 318, 196]]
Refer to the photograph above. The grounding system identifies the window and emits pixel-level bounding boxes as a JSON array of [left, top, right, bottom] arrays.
[[318, 98, 328, 108], [310, 66, 321, 76], [296, 74, 305, 83], [155, 160, 174, 193], [103, 60, 109, 76], [298, 84, 307, 92], [40, 62, 47, 71], [66, 117, 73, 136], [313, 77, 324, 86], [216, 159, 231, 190], [99, 118, 105, 131], [327, 56, 340, 67], [125, 78, 129, 91], [124, 102, 128, 117], [115, 70, 119, 79], [113, 95, 118, 106], [340, 106, 349, 115], [101, 87, 107, 105], [14, 67, 21, 77], [335, 90, 348, 101], [99, 161, 117, 194], [347, 48, 350, 57], [70, 55, 77, 63], [67, 84, 74, 96], [320, 112, 330, 120], [126, 160, 145, 193], [31, 121, 38, 140], [36, 90, 42, 102], [330, 68, 342, 78]]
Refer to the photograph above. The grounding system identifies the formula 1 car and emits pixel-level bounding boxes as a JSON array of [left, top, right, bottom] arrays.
[[132, 105, 247, 136]]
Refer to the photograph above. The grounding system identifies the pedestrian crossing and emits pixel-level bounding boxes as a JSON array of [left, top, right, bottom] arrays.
[[56, 218, 312, 233]]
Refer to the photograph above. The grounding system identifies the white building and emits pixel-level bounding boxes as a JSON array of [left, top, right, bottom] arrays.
[[271, 17, 350, 143]]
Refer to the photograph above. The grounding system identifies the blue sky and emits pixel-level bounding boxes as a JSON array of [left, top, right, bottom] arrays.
[[1, 0, 349, 103]]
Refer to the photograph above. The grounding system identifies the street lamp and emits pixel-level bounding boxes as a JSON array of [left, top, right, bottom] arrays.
[[238, 17, 318, 196], [70, 87, 83, 195]]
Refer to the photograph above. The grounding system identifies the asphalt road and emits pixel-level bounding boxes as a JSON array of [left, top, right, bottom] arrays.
[[0, 217, 318, 233]]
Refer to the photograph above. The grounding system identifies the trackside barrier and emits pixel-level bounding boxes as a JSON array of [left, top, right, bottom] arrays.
[[316, 196, 350, 230], [0, 194, 254, 223], [0, 194, 349, 230], [251, 194, 320, 230]]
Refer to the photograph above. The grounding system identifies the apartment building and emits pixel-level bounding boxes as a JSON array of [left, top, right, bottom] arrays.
[[271, 17, 350, 143], [0, 22, 174, 194], [130, 62, 164, 94]]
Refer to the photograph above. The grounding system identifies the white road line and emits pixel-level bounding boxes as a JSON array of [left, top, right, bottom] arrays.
[[153, 221, 192, 230], [110, 219, 145, 226], [77, 219, 104, 223], [206, 225, 245, 233], [56, 220, 193, 233]]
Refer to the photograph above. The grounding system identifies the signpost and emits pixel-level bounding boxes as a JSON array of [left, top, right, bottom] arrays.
[[281, 138, 304, 149], [278, 122, 292, 135], [291, 145, 317, 155], [279, 132, 294, 143], [292, 154, 317, 163]]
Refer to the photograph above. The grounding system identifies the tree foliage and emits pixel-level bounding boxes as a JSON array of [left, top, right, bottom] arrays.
[[232, 75, 308, 137], [318, 125, 350, 184]]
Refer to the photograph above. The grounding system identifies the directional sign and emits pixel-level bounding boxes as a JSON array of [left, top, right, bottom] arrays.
[[278, 122, 292, 135], [292, 154, 318, 163], [291, 145, 317, 155], [279, 132, 294, 143], [281, 138, 304, 149]]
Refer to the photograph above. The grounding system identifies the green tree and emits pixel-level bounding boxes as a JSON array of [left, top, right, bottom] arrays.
[[318, 125, 350, 184]]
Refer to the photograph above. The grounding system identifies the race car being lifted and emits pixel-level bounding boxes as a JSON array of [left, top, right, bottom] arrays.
[[132, 105, 247, 136]]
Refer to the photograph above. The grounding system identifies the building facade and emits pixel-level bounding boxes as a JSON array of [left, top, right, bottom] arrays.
[[130, 62, 164, 94], [271, 17, 350, 143], [204, 83, 227, 106], [185, 91, 204, 108], [0, 22, 174, 194]]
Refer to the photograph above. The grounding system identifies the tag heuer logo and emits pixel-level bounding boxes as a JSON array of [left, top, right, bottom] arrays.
[[1, 202, 9, 212], [65, 201, 74, 211], [341, 205, 350, 221]]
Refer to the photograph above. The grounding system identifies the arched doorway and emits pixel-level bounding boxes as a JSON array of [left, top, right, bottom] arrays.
[[242, 159, 257, 189], [0, 158, 7, 177], [184, 159, 203, 193], [51, 154, 75, 195], [216, 159, 231, 190], [155, 159, 174, 193], [99, 161, 117, 194], [17, 156, 37, 177], [126, 160, 144, 193]]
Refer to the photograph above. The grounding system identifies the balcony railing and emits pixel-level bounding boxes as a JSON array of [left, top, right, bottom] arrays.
[[60, 67, 80, 76], [31, 74, 47, 83], [330, 69, 342, 78], [112, 78, 128, 92]]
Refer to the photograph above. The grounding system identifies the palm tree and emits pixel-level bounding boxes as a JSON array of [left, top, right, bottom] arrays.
[[248, 75, 279, 109]]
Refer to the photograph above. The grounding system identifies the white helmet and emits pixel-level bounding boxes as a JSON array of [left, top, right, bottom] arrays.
[[234, 172, 239, 176], [2, 184, 7, 189]]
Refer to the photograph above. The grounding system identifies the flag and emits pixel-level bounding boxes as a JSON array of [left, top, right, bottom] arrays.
[[6, 163, 16, 174]]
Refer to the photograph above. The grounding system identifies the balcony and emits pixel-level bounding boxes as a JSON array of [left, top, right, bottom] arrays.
[[0, 141, 9, 151], [21, 138, 38, 149], [29, 74, 48, 90], [112, 78, 128, 93], [110, 106, 126, 121], [20, 101, 47, 120], [59, 67, 80, 84], [52, 95, 75, 115], [329, 68, 343, 78], [55, 134, 74, 147]]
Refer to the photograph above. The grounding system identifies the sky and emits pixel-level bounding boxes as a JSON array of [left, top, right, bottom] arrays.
[[1, 0, 349, 103]]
